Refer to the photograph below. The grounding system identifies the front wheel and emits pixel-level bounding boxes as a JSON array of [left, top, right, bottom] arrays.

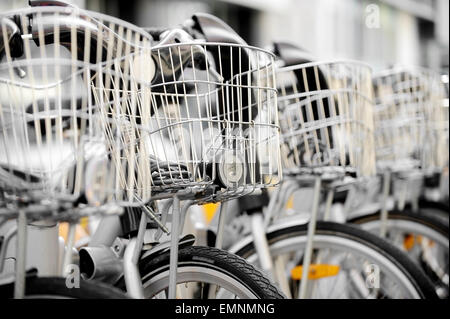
[[118, 246, 285, 299], [232, 221, 437, 299]]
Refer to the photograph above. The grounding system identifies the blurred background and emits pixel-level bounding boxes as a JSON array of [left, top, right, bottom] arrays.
[[1, 0, 448, 72]]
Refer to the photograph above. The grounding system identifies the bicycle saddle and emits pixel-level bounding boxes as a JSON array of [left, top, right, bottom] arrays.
[[273, 41, 315, 67]]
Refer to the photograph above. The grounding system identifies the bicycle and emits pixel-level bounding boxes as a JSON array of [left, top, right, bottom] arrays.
[[66, 11, 285, 299], [219, 42, 439, 299], [346, 66, 449, 298], [0, 1, 158, 298]]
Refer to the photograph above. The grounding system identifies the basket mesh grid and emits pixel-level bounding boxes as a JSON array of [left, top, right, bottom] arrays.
[[373, 67, 448, 173], [277, 61, 376, 178]]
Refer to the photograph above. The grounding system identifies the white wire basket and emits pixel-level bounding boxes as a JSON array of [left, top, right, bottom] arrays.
[[373, 67, 448, 173], [0, 6, 153, 215], [277, 60, 376, 178], [94, 41, 282, 204]]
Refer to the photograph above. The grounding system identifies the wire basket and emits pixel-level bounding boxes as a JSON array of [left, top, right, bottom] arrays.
[[0, 6, 154, 216], [93, 41, 282, 204], [277, 60, 376, 178], [373, 67, 448, 173]]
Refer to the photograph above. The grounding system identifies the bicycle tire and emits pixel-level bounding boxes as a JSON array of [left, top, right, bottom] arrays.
[[0, 276, 129, 299], [117, 246, 285, 299], [416, 199, 449, 226], [349, 209, 449, 240]]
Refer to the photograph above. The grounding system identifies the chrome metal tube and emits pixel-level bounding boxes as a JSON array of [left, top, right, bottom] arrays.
[[299, 176, 322, 299], [251, 213, 274, 281], [123, 238, 144, 299], [380, 171, 391, 238], [214, 201, 228, 249], [168, 196, 181, 299], [61, 222, 76, 276], [89, 215, 122, 247], [14, 210, 27, 299]]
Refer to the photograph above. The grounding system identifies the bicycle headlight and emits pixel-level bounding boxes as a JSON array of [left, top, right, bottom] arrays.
[[217, 150, 246, 188]]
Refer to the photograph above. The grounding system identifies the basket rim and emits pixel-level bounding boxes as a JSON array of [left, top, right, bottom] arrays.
[[151, 40, 276, 59], [1, 5, 153, 48], [276, 59, 373, 74], [373, 65, 443, 80], [277, 87, 374, 104]]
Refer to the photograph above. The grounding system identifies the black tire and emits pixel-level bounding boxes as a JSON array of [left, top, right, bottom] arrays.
[[418, 198, 449, 212], [234, 221, 438, 299], [0, 276, 129, 299], [117, 246, 285, 299], [416, 199, 449, 226], [349, 209, 449, 239]]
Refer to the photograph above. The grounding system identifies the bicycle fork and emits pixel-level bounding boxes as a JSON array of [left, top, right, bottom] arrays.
[[250, 181, 299, 298], [298, 176, 322, 299]]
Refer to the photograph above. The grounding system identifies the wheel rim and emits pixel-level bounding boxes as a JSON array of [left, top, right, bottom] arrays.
[[244, 233, 422, 299], [357, 218, 449, 297]]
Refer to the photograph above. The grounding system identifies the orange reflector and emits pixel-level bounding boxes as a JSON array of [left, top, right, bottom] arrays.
[[291, 264, 340, 280], [403, 235, 434, 250], [403, 234, 415, 251]]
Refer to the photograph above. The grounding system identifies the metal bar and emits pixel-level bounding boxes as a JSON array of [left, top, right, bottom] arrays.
[[14, 209, 27, 299], [274, 255, 292, 298], [323, 188, 335, 221], [263, 183, 282, 228], [123, 238, 144, 299], [0, 224, 17, 273], [379, 171, 391, 238], [168, 196, 181, 299], [299, 176, 321, 299], [214, 201, 228, 249], [342, 183, 356, 217], [123, 212, 147, 299], [264, 180, 298, 229], [207, 201, 229, 298], [89, 215, 123, 247], [397, 178, 407, 211], [132, 212, 148, 264], [411, 196, 419, 213], [61, 222, 76, 276], [251, 213, 274, 281], [179, 200, 194, 235]]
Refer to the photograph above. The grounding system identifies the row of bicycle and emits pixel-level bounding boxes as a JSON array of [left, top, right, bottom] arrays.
[[0, 1, 448, 299]]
